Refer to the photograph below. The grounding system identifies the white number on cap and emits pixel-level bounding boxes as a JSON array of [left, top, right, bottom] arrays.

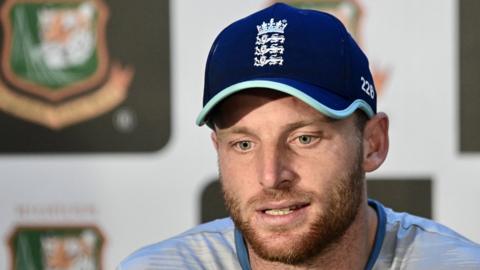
[[361, 76, 375, 99]]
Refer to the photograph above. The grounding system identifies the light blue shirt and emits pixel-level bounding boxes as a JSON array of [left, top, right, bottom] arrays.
[[118, 200, 480, 269]]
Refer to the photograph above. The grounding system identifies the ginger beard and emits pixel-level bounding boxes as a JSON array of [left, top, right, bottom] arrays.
[[221, 144, 365, 265]]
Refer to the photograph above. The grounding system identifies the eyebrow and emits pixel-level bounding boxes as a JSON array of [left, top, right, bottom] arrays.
[[217, 117, 334, 137], [216, 126, 255, 137], [283, 120, 317, 132], [283, 117, 334, 132]]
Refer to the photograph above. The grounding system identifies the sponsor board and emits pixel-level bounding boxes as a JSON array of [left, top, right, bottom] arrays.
[[0, 0, 170, 152], [7, 225, 105, 270]]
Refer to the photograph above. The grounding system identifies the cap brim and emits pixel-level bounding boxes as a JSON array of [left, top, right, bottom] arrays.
[[196, 78, 375, 126]]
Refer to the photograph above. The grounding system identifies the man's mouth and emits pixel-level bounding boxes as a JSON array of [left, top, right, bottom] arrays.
[[261, 203, 310, 216]]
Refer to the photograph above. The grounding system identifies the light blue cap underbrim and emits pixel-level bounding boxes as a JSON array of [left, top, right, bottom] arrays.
[[196, 80, 374, 126]]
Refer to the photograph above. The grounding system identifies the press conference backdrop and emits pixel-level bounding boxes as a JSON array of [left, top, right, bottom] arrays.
[[0, 0, 479, 269]]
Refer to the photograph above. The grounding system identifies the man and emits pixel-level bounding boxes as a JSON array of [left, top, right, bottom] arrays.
[[119, 3, 480, 269]]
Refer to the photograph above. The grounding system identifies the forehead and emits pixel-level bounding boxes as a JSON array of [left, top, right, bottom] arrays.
[[212, 89, 333, 129]]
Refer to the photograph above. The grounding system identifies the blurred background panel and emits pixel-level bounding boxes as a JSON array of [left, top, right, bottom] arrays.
[[460, 0, 480, 152], [200, 178, 432, 223]]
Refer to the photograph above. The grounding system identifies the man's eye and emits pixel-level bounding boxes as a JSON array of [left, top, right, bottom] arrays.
[[298, 135, 313, 145], [235, 141, 253, 151]]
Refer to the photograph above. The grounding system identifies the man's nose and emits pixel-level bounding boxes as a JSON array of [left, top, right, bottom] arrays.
[[257, 144, 297, 189]]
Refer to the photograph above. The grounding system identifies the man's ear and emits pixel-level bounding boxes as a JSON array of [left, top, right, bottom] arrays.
[[362, 112, 389, 172], [211, 131, 219, 151]]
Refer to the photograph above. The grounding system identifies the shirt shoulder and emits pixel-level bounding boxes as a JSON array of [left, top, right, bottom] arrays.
[[117, 218, 242, 270], [374, 206, 480, 270]]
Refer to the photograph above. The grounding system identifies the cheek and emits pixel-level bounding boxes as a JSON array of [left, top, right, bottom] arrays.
[[294, 158, 335, 192], [218, 150, 258, 197], [294, 143, 352, 187]]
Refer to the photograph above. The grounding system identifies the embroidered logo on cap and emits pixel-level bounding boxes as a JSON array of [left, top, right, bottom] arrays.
[[254, 18, 287, 67]]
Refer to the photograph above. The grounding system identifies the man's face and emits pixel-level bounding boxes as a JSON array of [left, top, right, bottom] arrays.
[[212, 89, 366, 265]]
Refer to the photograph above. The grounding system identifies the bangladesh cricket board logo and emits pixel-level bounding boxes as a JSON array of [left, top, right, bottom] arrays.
[[0, 0, 134, 129], [8, 225, 105, 270]]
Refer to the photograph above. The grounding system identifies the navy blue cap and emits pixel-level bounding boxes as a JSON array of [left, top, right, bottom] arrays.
[[196, 3, 376, 126]]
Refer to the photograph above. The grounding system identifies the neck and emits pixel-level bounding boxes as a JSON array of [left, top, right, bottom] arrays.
[[248, 199, 378, 270]]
